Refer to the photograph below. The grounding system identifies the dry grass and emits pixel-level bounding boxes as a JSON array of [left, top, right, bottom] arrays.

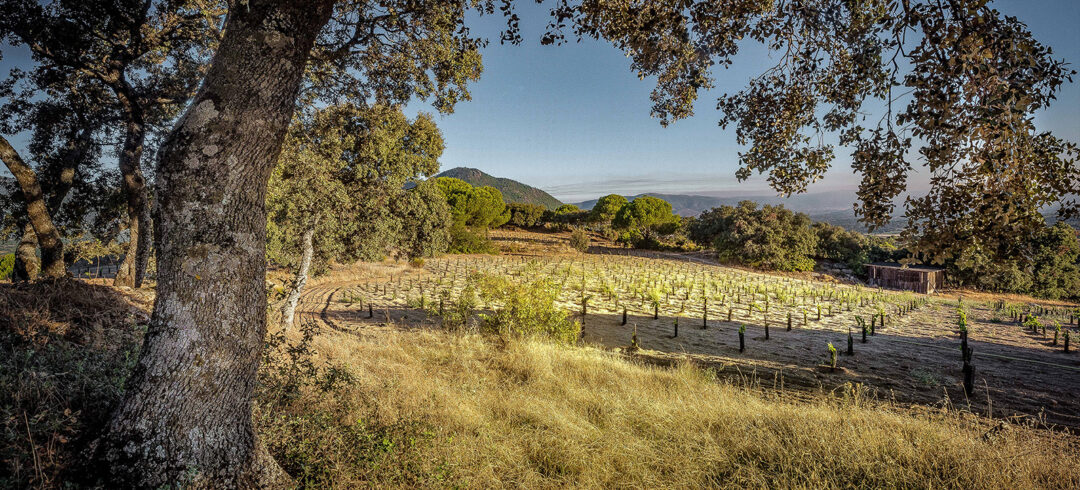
[[262, 326, 1080, 489], [1, 281, 146, 488]]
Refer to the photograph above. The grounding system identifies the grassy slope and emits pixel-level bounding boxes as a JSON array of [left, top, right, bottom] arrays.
[[3, 281, 1079, 488], [262, 327, 1080, 488]]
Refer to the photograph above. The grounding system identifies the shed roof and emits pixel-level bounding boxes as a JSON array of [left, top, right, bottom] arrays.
[[867, 262, 944, 272]]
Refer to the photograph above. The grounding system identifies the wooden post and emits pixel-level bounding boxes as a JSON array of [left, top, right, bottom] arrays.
[[621, 307, 628, 326], [739, 327, 745, 353], [847, 329, 854, 355], [963, 350, 975, 397], [787, 312, 792, 331], [702, 298, 708, 329], [673, 317, 679, 338]]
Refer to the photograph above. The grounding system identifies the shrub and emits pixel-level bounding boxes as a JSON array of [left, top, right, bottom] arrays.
[[708, 201, 819, 272], [569, 227, 590, 253], [0, 254, 13, 281], [408, 257, 425, 268], [472, 273, 580, 344], [505, 203, 546, 228], [448, 224, 497, 254]]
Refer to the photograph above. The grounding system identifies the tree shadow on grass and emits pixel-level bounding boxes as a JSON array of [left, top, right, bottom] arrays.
[[0, 280, 148, 488]]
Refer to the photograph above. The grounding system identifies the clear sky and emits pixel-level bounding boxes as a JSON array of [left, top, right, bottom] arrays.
[[406, 0, 1080, 202], [2, 1, 1078, 203]]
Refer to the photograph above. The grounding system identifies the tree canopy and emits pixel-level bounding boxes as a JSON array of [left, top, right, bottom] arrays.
[[268, 103, 449, 271], [612, 195, 680, 240], [435, 177, 510, 229], [589, 194, 628, 224]]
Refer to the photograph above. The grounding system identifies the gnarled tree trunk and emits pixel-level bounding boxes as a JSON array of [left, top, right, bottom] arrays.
[[280, 226, 315, 329], [96, 1, 335, 487], [12, 223, 39, 282], [0, 135, 65, 279], [114, 115, 152, 288]]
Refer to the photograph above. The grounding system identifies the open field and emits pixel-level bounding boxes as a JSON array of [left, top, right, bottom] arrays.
[[5, 230, 1080, 487], [290, 229, 1080, 432]]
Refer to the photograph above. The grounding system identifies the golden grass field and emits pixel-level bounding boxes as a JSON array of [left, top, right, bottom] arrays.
[[260, 326, 1080, 488]]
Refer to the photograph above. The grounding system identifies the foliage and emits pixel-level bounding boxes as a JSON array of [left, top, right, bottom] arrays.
[[569, 227, 590, 253], [812, 222, 898, 274], [588, 194, 628, 224], [0, 253, 12, 280], [948, 222, 1080, 299], [706, 201, 818, 272], [267, 104, 447, 272], [435, 177, 510, 253], [612, 196, 680, 241], [447, 223, 497, 255], [473, 273, 580, 344], [505, 202, 546, 228], [435, 177, 510, 229]]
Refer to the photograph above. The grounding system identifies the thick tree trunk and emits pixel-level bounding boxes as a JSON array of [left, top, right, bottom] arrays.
[[114, 115, 152, 288], [280, 226, 315, 329], [96, 1, 335, 487], [10, 127, 88, 281], [0, 135, 65, 278], [12, 223, 39, 282]]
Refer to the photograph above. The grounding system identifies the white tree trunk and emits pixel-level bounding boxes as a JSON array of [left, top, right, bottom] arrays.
[[280, 226, 315, 328]]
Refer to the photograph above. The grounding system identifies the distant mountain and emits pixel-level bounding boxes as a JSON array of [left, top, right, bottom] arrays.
[[436, 167, 562, 210]]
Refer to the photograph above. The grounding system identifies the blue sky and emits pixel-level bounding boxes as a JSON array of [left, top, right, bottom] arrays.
[[2, 1, 1078, 203], [408, 0, 1080, 201]]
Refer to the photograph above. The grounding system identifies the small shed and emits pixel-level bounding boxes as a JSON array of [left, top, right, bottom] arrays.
[[866, 262, 945, 294]]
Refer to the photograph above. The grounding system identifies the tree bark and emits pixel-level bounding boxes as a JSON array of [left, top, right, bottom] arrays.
[[280, 226, 315, 329], [12, 223, 40, 282], [0, 135, 66, 279], [96, 1, 335, 487], [114, 114, 152, 288]]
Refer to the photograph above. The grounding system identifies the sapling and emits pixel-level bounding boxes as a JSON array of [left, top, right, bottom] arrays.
[[828, 342, 838, 371], [816, 304, 822, 321], [1053, 323, 1060, 346]]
